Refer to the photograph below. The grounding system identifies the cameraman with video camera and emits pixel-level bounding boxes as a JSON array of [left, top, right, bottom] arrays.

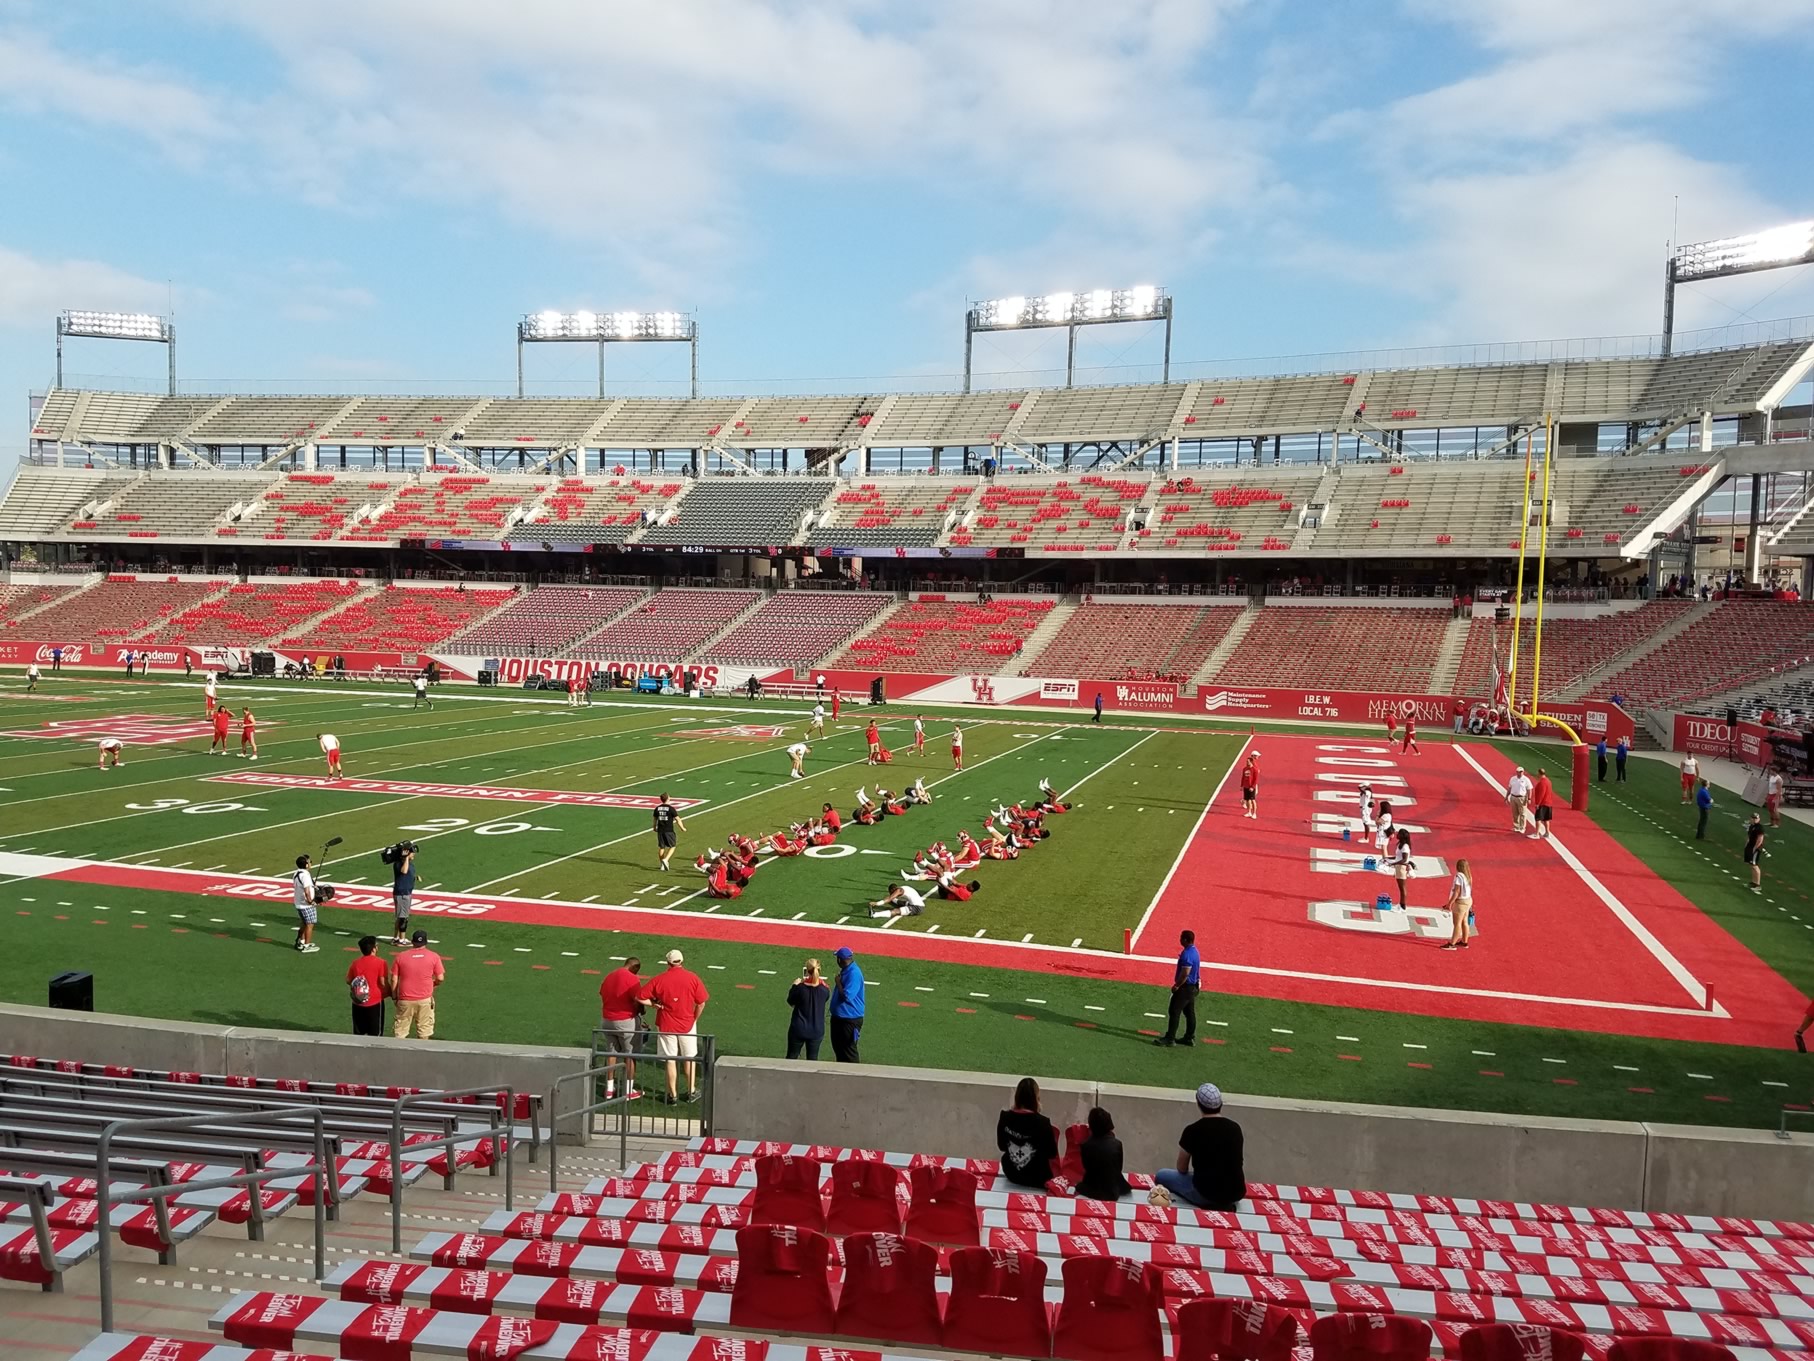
[[292, 853, 327, 954], [380, 840, 419, 947]]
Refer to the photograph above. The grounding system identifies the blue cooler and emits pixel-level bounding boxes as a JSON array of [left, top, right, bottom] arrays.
[[1363, 856, 1377, 870], [1376, 894, 1393, 911]]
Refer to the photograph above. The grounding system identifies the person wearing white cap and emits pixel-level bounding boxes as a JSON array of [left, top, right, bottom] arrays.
[[1505, 765, 1534, 833], [637, 949, 709, 1104], [1152, 1082, 1245, 1211]]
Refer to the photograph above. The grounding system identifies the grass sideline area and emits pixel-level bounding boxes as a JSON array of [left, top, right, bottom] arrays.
[[0, 671, 1808, 1131]]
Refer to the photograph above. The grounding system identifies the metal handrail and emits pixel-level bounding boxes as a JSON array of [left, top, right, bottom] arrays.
[[96, 1105, 328, 1333], [387, 1084, 513, 1252], [1777, 1108, 1813, 1141], [547, 1060, 632, 1191]]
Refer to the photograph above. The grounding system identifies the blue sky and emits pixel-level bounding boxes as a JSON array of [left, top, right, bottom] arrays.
[[3, 0, 1812, 480]]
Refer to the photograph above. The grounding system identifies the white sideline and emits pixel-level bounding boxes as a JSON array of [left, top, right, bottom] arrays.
[[1452, 742, 1719, 1014]]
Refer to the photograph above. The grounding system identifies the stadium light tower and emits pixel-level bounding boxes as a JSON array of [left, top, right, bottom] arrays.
[[56, 311, 176, 394], [1663, 220, 1814, 356], [515, 310, 698, 398], [964, 286, 1172, 392]]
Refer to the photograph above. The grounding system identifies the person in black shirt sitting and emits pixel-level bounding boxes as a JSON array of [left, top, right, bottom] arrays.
[[1076, 1106, 1131, 1202], [996, 1077, 1059, 1188], [1153, 1082, 1245, 1211]]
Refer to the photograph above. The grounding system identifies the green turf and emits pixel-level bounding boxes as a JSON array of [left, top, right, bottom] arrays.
[[1, 672, 1809, 1132]]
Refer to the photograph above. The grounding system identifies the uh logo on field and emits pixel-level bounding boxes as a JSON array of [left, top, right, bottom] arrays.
[[1305, 743, 1454, 942]]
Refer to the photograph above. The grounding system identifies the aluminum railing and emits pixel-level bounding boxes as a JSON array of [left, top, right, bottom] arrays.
[[95, 1106, 329, 1333], [546, 1060, 633, 1192], [387, 1084, 512, 1253]]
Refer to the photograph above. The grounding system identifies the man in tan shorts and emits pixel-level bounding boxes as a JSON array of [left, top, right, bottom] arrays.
[[389, 929, 445, 1039], [1505, 766, 1533, 833]]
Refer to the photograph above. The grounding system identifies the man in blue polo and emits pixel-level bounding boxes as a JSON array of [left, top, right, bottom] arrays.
[[830, 946, 865, 1063], [1153, 929, 1201, 1048]]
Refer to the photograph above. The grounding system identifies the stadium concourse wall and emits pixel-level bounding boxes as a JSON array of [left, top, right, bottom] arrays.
[[0, 1001, 595, 1138], [0, 630, 1637, 739], [712, 1056, 1813, 1220]]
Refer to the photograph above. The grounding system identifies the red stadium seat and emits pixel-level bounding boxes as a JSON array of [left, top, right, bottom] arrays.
[[1461, 1323, 1588, 1361], [832, 1231, 944, 1347], [1176, 1297, 1301, 1361], [1311, 1312, 1434, 1361], [905, 1164, 981, 1246], [749, 1153, 825, 1230], [944, 1246, 1053, 1358], [826, 1158, 906, 1236], [1053, 1254, 1167, 1361], [728, 1223, 836, 1334]]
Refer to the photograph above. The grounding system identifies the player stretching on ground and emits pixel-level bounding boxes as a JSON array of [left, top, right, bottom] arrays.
[[869, 883, 926, 919], [787, 741, 810, 780], [210, 704, 233, 755], [951, 724, 964, 771], [1679, 753, 1699, 804], [913, 715, 925, 755], [318, 732, 343, 778], [1240, 751, 1259, 819], [240, 706, 259, 760], [97, 737, 124, 769], [204, 672, 218, 715], [653, 793, 686, 872], [1401, 712, 1420, 756]]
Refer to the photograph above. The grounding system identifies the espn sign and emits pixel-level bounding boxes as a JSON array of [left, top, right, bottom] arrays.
[[1039, 679, 1080, 701]]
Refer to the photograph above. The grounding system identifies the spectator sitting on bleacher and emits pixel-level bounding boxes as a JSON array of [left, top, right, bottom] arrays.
[[1076, 1105, 1130, 1202], [1154, 1082, 1245, 1211], [996, 1077, 1060, 1188]]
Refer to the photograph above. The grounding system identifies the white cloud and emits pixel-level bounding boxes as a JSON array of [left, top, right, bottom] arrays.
[[0, 243, 169, 328], [0, 29, 229, 165]]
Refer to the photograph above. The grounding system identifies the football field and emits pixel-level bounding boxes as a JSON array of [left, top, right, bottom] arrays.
[[1, 673, 1809, 1132]]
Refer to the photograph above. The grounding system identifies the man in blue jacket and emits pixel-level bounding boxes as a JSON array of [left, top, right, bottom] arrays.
[[1695, 778, 1714, 839], [830, 946, 865, 1063]]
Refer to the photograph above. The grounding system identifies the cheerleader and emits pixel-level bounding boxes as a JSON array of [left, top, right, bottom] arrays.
[[1383, 827, 1414, 910], [1372, 800, 1395, 853], [1355, 783, 1376, 837], [852, 789, 879, 825], [1442, 858, 1474, 950]]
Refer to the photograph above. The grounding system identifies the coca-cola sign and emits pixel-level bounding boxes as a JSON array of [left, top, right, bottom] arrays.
[[36, 644, 87, 663]]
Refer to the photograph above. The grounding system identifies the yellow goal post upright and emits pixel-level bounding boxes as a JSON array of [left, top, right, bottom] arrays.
[[1505, 414, 1590, 804]]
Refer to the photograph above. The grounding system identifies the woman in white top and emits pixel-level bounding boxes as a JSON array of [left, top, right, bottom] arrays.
[[1372, 801, 1395, 853], [1384, 827, 1413, 910], [1442, 857, 1474, 950]]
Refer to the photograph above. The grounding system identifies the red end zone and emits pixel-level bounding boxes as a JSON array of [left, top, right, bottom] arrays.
[[1133, 735, 1803, 1046]]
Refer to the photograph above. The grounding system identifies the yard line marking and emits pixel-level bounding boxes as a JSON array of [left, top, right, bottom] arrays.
[[1070, 937, 1082, 947], [1025, 997, 1046, 1004], [1686, 1072, 1713, 1079], [1613, 1064, 1640, 1072], [1021, 933, 1033, 942], [513, 947, 532, 953], [1205, 1019, 1229, 1027], [707, 964, 726, 970], [1271, 1028, 1294, 1035], [1455, 743, 1717, 1013], [1337, 1035, 1361, 1042], [1472, 1050, 1496, 1057], [972, 929, 986, 938], [1084, 1005, 1105, 1012], [1129, 731, 1247, 951], [1144, 1012, 1165, 1019], [914, 985, 933, 991], [561, 951, 579, 957], [1763, 1080, 1788, 1087], [1541, 1057, 1567, 1064], [970, 992, 991, 999], [581, 894, 599, 903], [760, 969, 778, 975], [926, 924, 940, 933], [1403, 1043, 1427, 1049]]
